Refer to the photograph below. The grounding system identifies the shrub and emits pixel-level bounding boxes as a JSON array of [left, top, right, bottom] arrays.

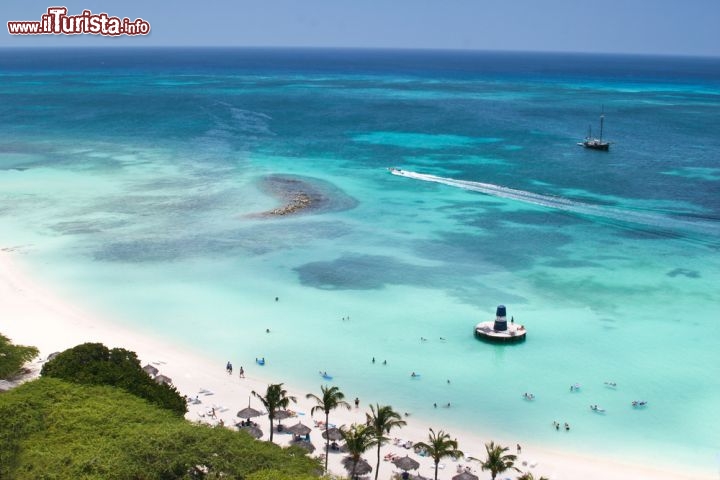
[[41, 342, 186, 415]]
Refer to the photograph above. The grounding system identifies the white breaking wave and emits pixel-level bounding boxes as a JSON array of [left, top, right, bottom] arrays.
[[390, 169, 720, 244]]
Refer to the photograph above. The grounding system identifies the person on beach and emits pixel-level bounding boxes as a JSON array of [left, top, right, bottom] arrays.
[[239, 366, 244, 378], [354, 397, 359, 408], [517, 443, 522, 454], [226, 361, 232, 374]]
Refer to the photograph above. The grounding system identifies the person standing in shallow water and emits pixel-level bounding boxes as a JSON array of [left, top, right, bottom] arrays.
[[354, 397, 359, 408]]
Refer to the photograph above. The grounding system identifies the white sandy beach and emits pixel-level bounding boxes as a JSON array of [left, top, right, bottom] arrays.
[[0, 249, 711, 480]]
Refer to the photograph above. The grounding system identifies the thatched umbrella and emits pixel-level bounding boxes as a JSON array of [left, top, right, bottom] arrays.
[[342, 457, 372, 478], [393, 455, 420, 472], [142, 364, 159, 377], [452, 471, 479, 480], [321, 426, 343, 441], [274, 409, 293, 424], [286, 421, 312, 436], [290, 439, 316, 453], [154, 374, 172, 385], [236, 406, 263, 420], [239, 425, 263, 439]]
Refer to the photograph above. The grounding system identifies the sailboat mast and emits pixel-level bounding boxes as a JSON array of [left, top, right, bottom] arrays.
[[599, 112, 604, 141]]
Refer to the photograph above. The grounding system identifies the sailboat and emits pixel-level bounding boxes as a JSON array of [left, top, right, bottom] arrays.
[[579, 109, 610, 151]]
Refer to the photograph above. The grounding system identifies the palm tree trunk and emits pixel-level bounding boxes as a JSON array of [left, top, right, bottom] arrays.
[[434, 461, 439, 480], [324, 411, 330, 473], [375, 443, 381, 480], [269, 417, 274, 443], [351, 458, 358, 480]]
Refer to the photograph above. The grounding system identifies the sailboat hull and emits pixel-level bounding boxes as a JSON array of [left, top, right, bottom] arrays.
[[582, 140, 610, 151]]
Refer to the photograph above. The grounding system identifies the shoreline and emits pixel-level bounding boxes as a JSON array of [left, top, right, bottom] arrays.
[[1, 249, 712, 480]]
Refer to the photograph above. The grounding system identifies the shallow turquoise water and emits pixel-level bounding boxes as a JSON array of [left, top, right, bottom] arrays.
[[1, 48, 719, 474]]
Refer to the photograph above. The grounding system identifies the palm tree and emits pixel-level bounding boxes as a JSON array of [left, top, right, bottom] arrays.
[[517, 473, 550, 480], [306, 385, 351, 473], [414, 428, 464, 480], [251, 383, 296, 442], [366, 403, 407, 480], [340, 423, 377, 480], [473, 441, 520, 480]]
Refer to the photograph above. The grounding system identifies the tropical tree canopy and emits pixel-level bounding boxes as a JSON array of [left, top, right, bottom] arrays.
[[0, 333, 38, 379], [478, 441, 520, 480], [517, 472, 550, 480], [414, 428, 464, 480], [40, 342, 186, 415], [339, 423, 376, 480], [366, 404, 406, 480], [252, 383, 297, 442], [306, 385, 350, 473]]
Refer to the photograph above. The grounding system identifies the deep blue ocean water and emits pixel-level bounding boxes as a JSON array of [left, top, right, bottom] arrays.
[[1, 48, 719, 475]]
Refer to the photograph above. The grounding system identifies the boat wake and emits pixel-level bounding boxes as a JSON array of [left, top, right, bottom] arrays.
[[389, 169, 720, 246]]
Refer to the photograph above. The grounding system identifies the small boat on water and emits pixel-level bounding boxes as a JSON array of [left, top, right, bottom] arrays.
[[578, 109, 610, 151]]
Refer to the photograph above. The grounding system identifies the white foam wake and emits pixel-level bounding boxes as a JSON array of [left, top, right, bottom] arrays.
[[389, 169, 720, 244]]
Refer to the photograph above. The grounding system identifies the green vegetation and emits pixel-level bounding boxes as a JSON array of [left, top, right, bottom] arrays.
[[339, 424, 376, 480], [474, 441, 520, 480], [41, 342, 187, 416], [366, 404, 406, 480], [414, 428, 464, 480], [517, 472, 550, 480], [252, 383, 297, 443], [306, 385, 351, 473], [0, 377, 323, 479], [0, 334, 38, 379]]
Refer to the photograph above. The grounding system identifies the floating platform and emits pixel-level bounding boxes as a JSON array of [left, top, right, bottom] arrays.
[[474, 305, 526, 344], [474, 321, 526, 343]]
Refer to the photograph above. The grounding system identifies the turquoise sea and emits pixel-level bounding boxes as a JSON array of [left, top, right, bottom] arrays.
[[1, 48, 719, 475]]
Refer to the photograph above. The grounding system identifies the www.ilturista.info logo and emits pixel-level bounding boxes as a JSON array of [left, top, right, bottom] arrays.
[[8, 7, 150, 36]]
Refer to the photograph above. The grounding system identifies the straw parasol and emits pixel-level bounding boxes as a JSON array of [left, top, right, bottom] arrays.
[[237, 406, 263, 420], [393, 455, 420, 472], [239, 425, 263, 439], [274, 409, 293, 423], [286, 421, 312, 436], [290, 439, 316, 453], [321, 426, 343, 441], [342, 457, 372, 477], [154, 374, 172, 385], [451, 472, 479, 480]]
